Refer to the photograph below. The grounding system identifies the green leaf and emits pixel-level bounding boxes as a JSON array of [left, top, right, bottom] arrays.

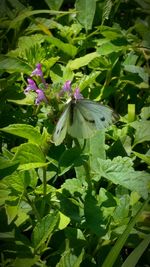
[[44, 0, 63, 10], [1, 124, 42, 145], [32, 211, 59, 250], [67, 52, 99, 70], [0, 157, 19, 179], [45, 36, 77, 57], [140, 106, 150, 120], [58, 147, 82, 176], [101, 0, 113, 25], [84, 192, 107, 236], [75, 0, 96, 31], [58, 211, 70, 230], [121, 234, 150, 267], [13, 143, 46, 166], [5, 202, 19, 224], [0, 56, 32, 74], [97, 41, 125, 55], [131, 121, 150, 146], [56, 248, 84, 267], [96, 157, 150, 199], [14, 256, 40, 267]]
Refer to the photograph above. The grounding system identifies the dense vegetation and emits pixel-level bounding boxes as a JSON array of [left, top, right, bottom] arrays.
[[0, 0, 150, 266]]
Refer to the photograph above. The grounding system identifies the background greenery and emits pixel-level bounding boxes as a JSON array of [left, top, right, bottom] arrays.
[[0, 0, 150, 266]]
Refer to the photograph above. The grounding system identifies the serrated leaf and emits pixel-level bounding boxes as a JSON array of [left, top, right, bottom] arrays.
[[13, 143, 45, 165], [0, 56, 32, 74], [96, 157, 150, 199], [32, 211, 59, 250], [1, 124, 42, 145]]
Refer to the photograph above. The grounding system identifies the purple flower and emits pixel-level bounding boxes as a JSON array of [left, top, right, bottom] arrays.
[[35, 89, 47, 105], [73, 88, 83, 100], [31, 63, 43, 77], [62, 80, 72, 92], [24, 78, 38, 93]]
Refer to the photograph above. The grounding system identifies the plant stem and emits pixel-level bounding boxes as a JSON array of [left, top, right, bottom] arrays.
[[43, 166, 47, 197], [25, 193, 41, 221]]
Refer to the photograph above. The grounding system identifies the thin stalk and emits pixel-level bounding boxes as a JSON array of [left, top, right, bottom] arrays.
[[43, 166, 47, 197], [25, 193, 41, 221]]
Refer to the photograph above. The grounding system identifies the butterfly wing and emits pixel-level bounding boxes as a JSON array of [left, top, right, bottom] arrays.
[[68, 102, 96, 139], [53, 103, 70, 146], [68, 99, 114, 139]]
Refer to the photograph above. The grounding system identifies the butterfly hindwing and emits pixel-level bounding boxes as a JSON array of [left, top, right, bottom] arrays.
[[68, 102, 96, 139], [53, 103, 70, 146]]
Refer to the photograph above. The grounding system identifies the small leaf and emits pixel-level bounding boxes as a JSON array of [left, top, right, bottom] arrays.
[[32, 211, 59, 250], [58, 212, 70, 230], [67, 52, 99, 70], [131, 121, 150, 146], [133, 151, 150, 165], [76, 0, 97, 31], [1, 124, 42, 145], [56, 248, 84, 267]]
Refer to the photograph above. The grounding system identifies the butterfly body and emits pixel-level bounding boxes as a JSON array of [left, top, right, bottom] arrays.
[[53, 99, 115, 146]]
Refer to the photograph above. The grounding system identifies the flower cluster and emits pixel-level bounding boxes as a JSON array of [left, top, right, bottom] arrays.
[[24, 63, 47, 105], [60, 80, 83, 100]]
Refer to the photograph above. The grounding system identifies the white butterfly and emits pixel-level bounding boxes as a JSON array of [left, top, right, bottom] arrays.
[[53, 98, 116, 146]]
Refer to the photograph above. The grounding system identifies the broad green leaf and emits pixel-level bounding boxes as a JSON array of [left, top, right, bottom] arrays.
[[97, 42, 125, 55], [13, 143, 46, 165], [56, 248, 84, 267], [32, 211, 59, 250], [0, 56, 32, 74], [102, 197, 149, 267], [61, 178, 86, 196], [78, 71, 100, 91], [8, 34, 45, 57], [58, 211, 70, 230], [45, 36, 77, 57], [14, 256, 40, 267], [95, 157, 150, 199], [121, 234, 150, 267], [76, 0, 96, 31], [1, 124, 42, 145], [131, 121, 150, 146], [67, 52, 99, 70]]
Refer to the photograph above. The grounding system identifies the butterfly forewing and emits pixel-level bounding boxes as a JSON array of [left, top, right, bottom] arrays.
[[76, 99, 114, 130], [68, 103, 97, 139]]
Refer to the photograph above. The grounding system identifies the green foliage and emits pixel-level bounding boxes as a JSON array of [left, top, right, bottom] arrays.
[[0, 0, 150, 267]]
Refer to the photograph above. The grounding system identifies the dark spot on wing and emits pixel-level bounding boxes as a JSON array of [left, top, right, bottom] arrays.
[[100, 116, 105, 121], [83, 116, 95, 124], [57, 126, 64, 134]]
